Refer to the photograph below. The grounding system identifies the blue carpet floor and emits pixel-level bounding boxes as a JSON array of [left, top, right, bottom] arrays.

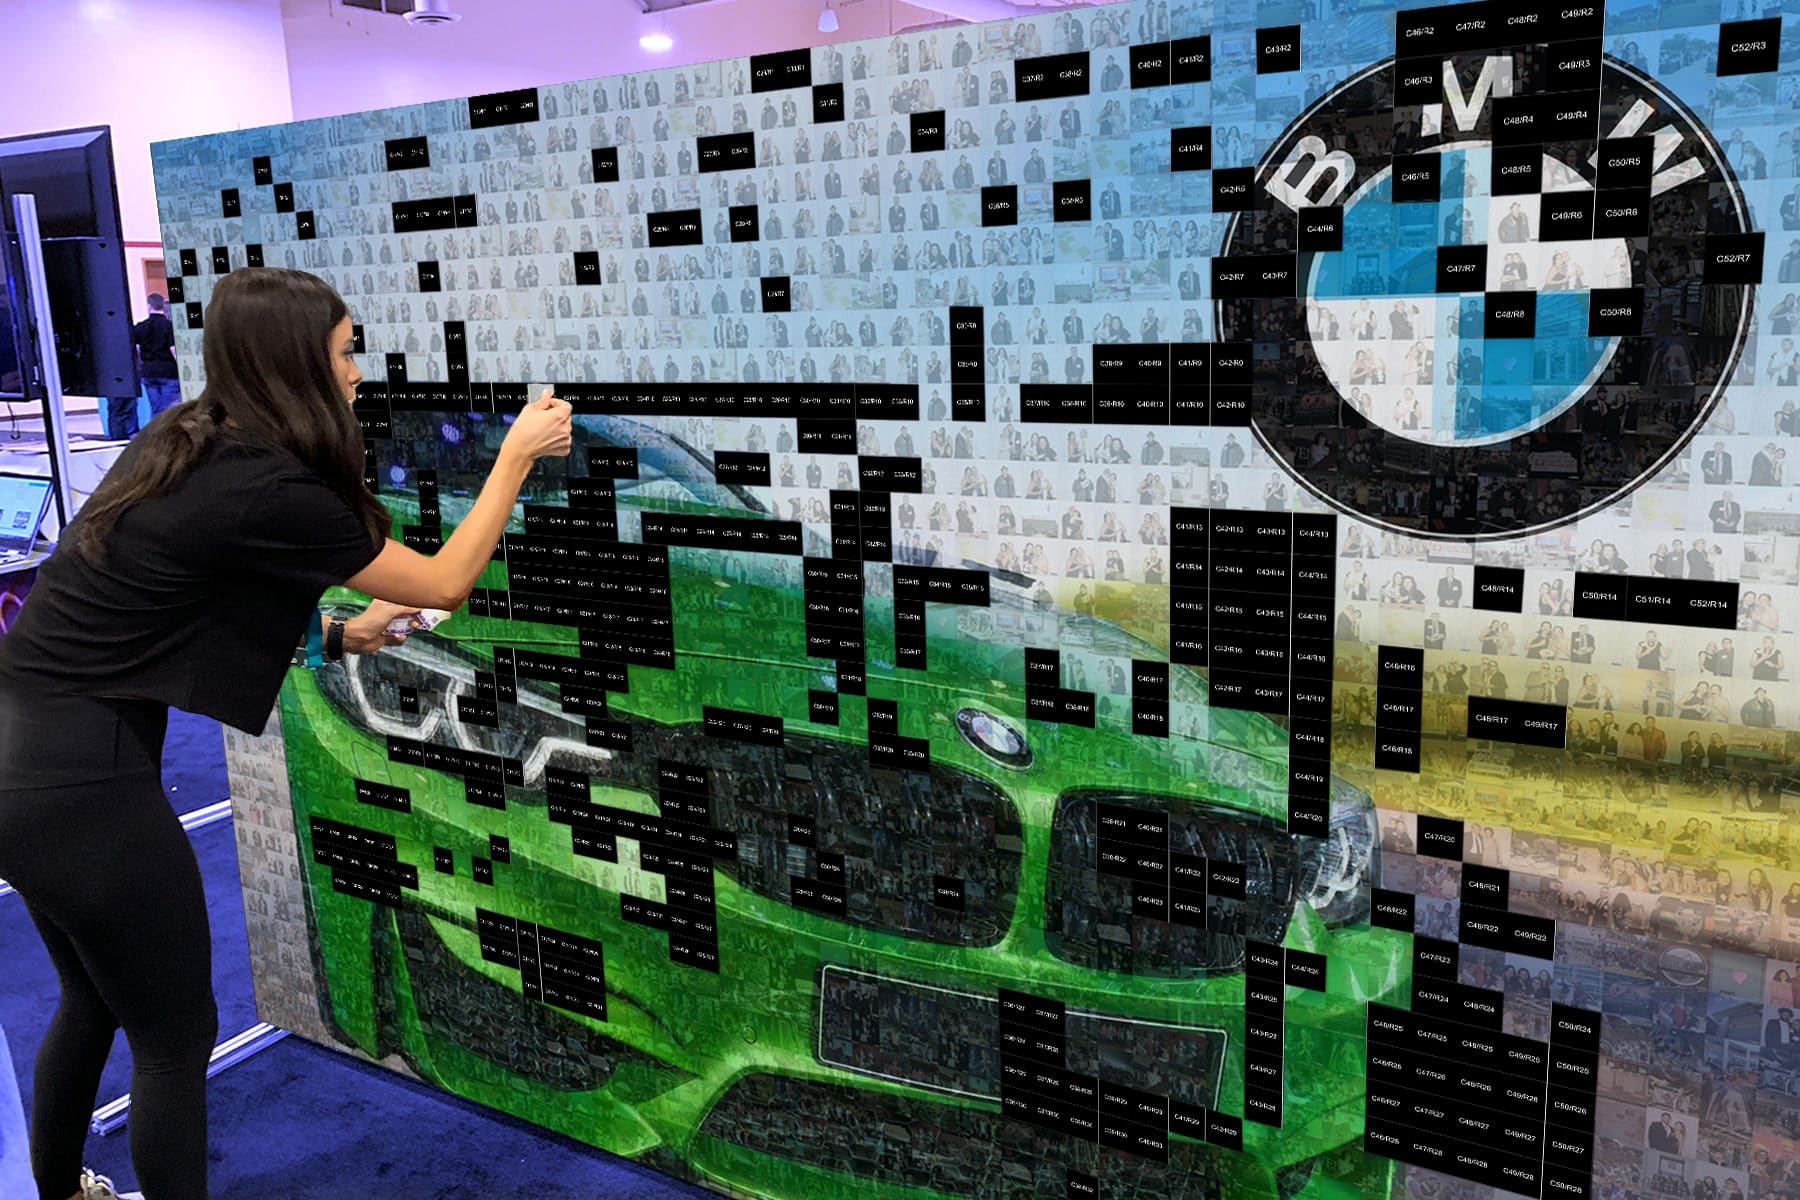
[[0, 708, 712, 1199]]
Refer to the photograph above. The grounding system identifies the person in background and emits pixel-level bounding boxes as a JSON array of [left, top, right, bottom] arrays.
[[0, 268, 572, 1200], [132, 293, 183, 423]]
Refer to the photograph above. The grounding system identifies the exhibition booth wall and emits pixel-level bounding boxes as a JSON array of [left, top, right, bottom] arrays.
[[141, 1, 1800, 1198]]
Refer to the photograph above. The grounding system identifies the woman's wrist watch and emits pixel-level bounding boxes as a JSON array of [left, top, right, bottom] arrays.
[[325, 616, 348, 662]]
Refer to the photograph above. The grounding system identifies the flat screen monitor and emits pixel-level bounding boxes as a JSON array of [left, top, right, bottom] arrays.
[[0, 126, 123, 240], [0, 126, 136, 399]]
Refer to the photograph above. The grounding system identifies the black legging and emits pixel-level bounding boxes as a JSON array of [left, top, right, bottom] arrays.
[[0, 677, 216, 1200]]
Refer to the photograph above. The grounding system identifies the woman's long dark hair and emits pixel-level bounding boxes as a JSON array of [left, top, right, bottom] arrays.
[[75, 268, 389, 565]]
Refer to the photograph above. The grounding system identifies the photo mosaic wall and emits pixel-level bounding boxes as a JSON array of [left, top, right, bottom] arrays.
[[151, 0, 1800, 1196]]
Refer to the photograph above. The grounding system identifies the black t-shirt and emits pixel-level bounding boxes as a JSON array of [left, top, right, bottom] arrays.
[[132, 313, 178, 379], [0, 430, 383, 732]]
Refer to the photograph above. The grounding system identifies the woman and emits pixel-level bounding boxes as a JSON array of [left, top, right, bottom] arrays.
[[1708, 868, 1738, 907], [1479, 620, 1503, 656], [0, 269, 572, 1200], [1544, 250, 1574, 291], [1678, 681, 1713, 720], [1749, 868, 1775, 913]]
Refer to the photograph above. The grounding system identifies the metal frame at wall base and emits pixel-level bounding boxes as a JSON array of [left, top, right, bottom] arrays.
[[11, 192, 79, 531], [90, 1022, 289, 1137]]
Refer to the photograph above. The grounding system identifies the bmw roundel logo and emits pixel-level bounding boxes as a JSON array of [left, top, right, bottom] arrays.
[[955, 707, 1033, 768], [1216, 50, 1756, 540]]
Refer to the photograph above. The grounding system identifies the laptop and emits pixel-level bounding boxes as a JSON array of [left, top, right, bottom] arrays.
[[0, 472, 54, 571]]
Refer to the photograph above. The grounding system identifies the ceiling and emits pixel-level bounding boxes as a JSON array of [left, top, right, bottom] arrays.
[[340, 0, 1104, 21]]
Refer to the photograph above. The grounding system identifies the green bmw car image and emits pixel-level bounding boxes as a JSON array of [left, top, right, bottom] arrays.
[[285, 409, 1406, 1200]]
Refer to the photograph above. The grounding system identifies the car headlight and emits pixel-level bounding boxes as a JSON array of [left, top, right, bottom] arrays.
[[311, 623, 618, 790], [1296, 778, 1377, 928]]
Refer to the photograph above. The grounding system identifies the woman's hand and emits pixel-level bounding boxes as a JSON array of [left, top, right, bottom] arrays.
[[501, 386, 574, 463], [342, 600, 424, 655]]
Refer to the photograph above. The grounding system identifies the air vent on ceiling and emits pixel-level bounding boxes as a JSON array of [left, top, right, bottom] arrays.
[[341, 0, 417, 15], [404, 0, 462, 22]]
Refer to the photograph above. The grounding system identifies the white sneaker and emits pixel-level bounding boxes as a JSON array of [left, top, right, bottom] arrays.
[[80, 1167, 145, 1200]]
